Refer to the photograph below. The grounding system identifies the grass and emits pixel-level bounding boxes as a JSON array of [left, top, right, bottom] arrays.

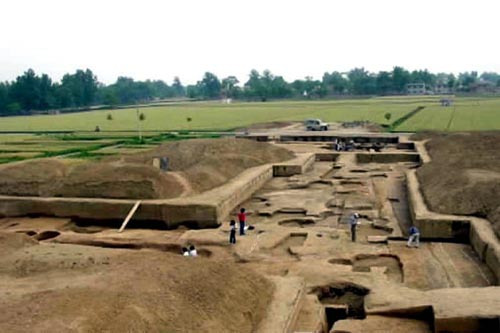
[[0, 98, 434, 132], [0, 131, 224, 164], [1, 96, 498, 133], [395, 97, 500, 131], [0, 96, 498, 164]]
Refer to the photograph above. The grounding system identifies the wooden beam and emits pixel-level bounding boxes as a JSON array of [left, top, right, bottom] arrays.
[[118, 200, 142, 233]]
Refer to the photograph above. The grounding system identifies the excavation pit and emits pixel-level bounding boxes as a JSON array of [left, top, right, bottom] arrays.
[[270, 233, 308, 258], [311, 283, 369, 319], [328, 258, 353, 266], [352, 254, 403, 283], [278, 218, 316, 228], [34, 230, 61, 241]]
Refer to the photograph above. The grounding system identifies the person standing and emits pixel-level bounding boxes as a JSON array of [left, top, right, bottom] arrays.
[[238, 208, 247, 236], [229, 220, 236, 244], [407, 226, 420, 248], [349, 213, 360, 242]]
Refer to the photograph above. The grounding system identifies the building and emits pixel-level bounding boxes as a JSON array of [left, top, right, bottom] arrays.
[[468, 81, 499, 94], [434, 83, 451, 94], [406, 83, 426, 95]]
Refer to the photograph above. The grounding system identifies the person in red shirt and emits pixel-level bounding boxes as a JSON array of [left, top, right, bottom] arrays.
[[237, 208, 247, 236]]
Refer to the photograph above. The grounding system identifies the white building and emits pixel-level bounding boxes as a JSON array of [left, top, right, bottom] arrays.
[[406, 83, 426, 95]]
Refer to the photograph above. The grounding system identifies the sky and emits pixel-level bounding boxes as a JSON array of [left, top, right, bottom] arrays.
[[1, 0, 499, 85]]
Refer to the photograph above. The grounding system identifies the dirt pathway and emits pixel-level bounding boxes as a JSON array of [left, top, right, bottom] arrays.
[[169, 171, 193, 197]]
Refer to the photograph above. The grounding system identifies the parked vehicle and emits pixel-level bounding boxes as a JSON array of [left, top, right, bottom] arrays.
[[305, 119, 329, 131]]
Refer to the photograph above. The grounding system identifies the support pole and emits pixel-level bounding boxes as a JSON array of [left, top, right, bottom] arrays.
[[119, 200, 142, 233]]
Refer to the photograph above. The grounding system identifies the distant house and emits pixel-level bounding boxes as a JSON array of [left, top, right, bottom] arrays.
[[406, 83, 426, 95], [434, 83, 452, 95], [468, 80, 499, 94]]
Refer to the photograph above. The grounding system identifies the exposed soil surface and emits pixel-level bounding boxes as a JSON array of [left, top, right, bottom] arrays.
[[413, 132, 500, 238], [0, 232, 273, 333], [236, 121, 296, 132], [119, 137, 294, 193], [0, 138, 294, 199], [0, 137, 498, 333]]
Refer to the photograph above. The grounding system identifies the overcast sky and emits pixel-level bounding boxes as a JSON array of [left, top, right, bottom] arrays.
[[1, 0, 499, 85]]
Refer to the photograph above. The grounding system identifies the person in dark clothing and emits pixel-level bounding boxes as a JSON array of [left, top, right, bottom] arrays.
[[237, 208, 247, 236], [229, 220, 236, 244], [407, 226, 420, 248], [349, 212, 360, 242]]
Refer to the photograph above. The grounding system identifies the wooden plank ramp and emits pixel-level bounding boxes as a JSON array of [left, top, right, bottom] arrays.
[[118, 200, 142, 233]]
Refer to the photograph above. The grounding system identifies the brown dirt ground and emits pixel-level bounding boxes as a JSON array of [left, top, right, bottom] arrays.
[[412, 131, 500, 238], [0, 138, 294, 199], [235, 121, 295, 132], [118, 137, 295, 193], [0, 232, 274, 333]]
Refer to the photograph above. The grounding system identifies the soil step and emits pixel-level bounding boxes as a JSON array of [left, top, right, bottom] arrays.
[[256, 276, 305, 333], [291, 294, 326, 333]]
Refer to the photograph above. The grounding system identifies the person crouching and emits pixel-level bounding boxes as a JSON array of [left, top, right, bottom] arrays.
[[407, 226, 420, 248]]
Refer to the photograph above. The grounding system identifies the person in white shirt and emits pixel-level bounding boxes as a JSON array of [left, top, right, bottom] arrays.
[[182, 247, 190, 256], [349, 213, 360, 242], [189, 245, 198, 257]]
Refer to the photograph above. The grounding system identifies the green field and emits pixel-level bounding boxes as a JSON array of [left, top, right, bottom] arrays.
[[395, 98, 500, 131], [0, 96, 499, 163], [0, 132, 223, 164], [0, 97, 451, 132], [1, 96, 499, 133]]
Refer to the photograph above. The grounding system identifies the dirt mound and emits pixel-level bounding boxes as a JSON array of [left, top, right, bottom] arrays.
[[415, 132, 500, 238], [120, 137, 295, 193], [53, 162, 183, 199], [0, 138, 294, 199], [0, 248, 274, 333], [0, 159, 67, 196]]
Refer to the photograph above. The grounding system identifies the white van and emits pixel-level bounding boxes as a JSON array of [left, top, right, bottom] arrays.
[[305, 119, 329, 131]]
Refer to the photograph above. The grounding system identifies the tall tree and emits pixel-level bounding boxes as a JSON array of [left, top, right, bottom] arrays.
[[348, 68, 376, 95], [376, 71, 393, 95], [172, 76, 186, 97], [221, 76, 240, 98], [322, 71, 349, 94], [0, 82, 11, 114], [200, 72, 221, 98], [392, 66, 411, 93], [61, 69, 98, 107], [9, 69, 41, 111]]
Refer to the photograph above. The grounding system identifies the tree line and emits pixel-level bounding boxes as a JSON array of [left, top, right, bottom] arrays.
[[1, 67, 500, 116]]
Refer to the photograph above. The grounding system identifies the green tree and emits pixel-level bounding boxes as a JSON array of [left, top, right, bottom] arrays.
[[10, 69, 41, 111], [244, 69, 291, 101], [200, 72, 221, 98], [322, 71, 349, 94], [392, 66, 411, 93], [244, 69, 266, 100], [458, 72, 478, 91], [61, 69, 98, 107], [348, 68, 376, 95], [136, 109, 145, 141], [0, 82, 10, 114], [221, 76, 240, 98], [172, 76, 186, 97], [376, 71, 393, 95]]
